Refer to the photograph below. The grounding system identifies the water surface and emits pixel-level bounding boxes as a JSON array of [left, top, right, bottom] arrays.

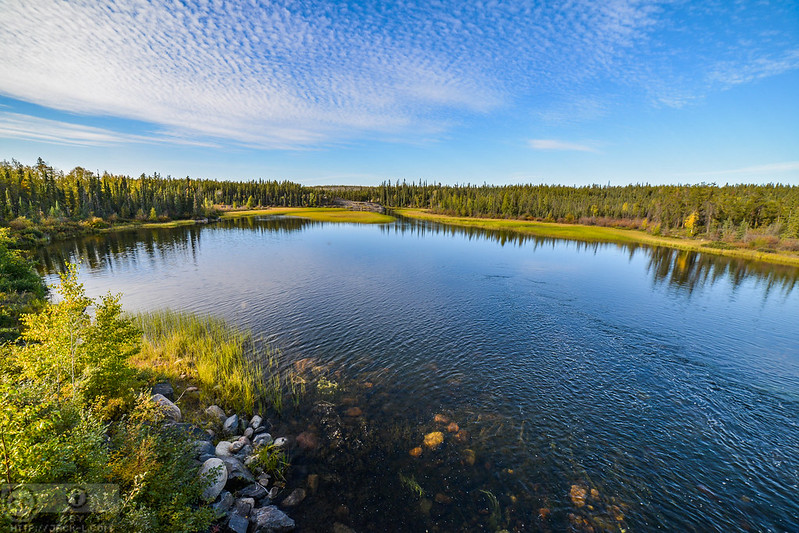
[[38, 216, 799, 532]]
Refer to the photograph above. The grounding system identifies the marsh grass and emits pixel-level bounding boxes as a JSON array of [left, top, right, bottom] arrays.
[[132, 310, 300, 415]]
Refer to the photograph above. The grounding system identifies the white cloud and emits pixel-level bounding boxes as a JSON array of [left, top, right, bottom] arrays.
[[529, 139, 599, 153], [0, 0, 796, 147]]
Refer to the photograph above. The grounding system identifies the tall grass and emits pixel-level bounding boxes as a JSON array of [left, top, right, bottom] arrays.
[[133, 310, 292, 414]]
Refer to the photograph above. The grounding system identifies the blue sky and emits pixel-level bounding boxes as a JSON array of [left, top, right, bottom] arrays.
[[0, 0, 797, 186]]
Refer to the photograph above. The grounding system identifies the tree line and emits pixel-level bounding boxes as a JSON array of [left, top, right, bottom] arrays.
[[336, 180, 799, 239]]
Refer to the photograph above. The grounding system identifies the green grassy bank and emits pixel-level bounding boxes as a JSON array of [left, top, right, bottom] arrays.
[[396, 208, 799, 268]]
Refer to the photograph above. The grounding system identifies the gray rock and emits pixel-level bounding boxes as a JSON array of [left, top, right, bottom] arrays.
[[224, 414, 241, 435], [266, 487, 279, 500], [252, 505, 295, 533], [198, 453, 215, 463], [250, 415, 263, 428], [234, 497, 255, 516], [238, 483, 267, 500], [193, 440, 215, 458], [199, 458, 227, 501], [215, 440, 233, 457], [254, 426, 268, 435], [234, 444, 254, 462], [281, 488, 306, 507], [211, 491, 233, 517], [253, 433, 273, 447], [227, 511, 249, 533], [151, 393, 181, 422], [273, 437, 287, 448], [206, 405, 226, 424], [151, 381, 174, 401], [244, 427, 254, 439], [230, 440, 244, 454], [257, 473, 271, 487], [221, 456, 255, 489]]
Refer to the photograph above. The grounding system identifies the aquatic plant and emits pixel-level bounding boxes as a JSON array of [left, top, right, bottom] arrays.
[[255, 443, 289, 482], [316, 376, 340, 397], [399, 472, 425, 498], [288, 370, 307, 409], [479, 489, 502, 531]]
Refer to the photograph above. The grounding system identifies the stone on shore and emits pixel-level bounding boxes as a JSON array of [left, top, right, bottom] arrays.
[[221, 456, 255, 489], [193, 440, 215, 458], [211, 491, 234, 517], [206, 405, 227, 424], [151, 381, 174, 401], [250, 414, 263, 428], [199, 458, 227, 501], [152, 393, 181, 422], [253, 505, 295, 533], [224, 414, 241, 435], [215, 440, 233, 457]]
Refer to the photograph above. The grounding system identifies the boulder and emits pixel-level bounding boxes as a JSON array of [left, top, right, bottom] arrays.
[[224, 414, 241, 435], [252, 505, 295, 533], [192, 440, 215, 458], [206, 405, 227, 424], [151, 393, 181, 422], [215, 441, 233, 457], [151, 381, 174, 401], [238, 483, 267, 500], [227, 511, 249, 533], [221, 456, 255, 489], [198, 458, 227, 501], [211, 491, 234, 517]]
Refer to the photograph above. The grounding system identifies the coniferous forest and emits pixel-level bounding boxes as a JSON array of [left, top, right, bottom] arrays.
[[2, 158, 799, 246]]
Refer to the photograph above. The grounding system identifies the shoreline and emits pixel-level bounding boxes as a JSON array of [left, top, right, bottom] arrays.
[[395, 208, 799, 268]]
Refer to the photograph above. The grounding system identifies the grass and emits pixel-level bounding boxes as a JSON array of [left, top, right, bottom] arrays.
[[396, 208, 799, 267], [221, 207, 395, 224], [132, 310, 292, 414]]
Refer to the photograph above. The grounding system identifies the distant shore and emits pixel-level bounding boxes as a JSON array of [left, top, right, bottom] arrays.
[[395, 208, 799, 268]]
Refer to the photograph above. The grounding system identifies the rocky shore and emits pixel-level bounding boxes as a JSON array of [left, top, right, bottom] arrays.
[[152, 383, 303, 533]]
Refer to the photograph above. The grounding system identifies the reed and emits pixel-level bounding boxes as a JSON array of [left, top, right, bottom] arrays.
[[132, 310, 288, 414]]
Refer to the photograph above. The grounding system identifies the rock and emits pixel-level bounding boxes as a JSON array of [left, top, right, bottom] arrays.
[[273, 437, 287, 448], [423, 431, 444, 450], [454, 429, 470, 443], [420, 498, 432, 514], [151, 393, 181, 422], [240, 416, 250, 430], [345, 407, 362, 417], [206, 405, 227, 424], [266, 487, 279, 500], [234, 497, 255, 516], [333, 524, 355, 533], [221, 456, 255, 489], [250, 415, 263, 428], [296, 432, 318, 450], [254, 425, 268, 435], [198, 453, 215, 463], [230, 440, 245, 454], [538, 508, 550, 520], [306, 474, 319, 494], [433, 414, 449, 424], [234, 444, 253, 462], [244, 427, 254, 439], [252, 505, 295, 533], [254, 433, 273, 447], [199, 458, 227, 501], [462, 449, 476, 466], [447, 422, 459, 433], [193, 440, 215, 458], [227, 511, 249, 533], [409, 447, 422, 457], [211, 490, 234, 516], [434, 493, 452, 504], [590, 488, 600, 499], [151, 381, 174, 401], [334, 505, 349, 521], [257, 473, 271, 487], [215, 441, 233, 457], [239, 483, 268, 500], [224, 414, 241, 435], [281, 488, 305, 507], [570, 484, 588, 508]]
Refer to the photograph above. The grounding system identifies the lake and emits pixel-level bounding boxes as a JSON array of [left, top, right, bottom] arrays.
[[37, 215, 799, 532]]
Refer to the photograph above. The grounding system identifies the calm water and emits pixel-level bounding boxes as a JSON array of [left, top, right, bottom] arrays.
[[38, 216, 799, 532]]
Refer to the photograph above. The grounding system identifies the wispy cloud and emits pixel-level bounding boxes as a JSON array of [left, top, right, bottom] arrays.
[[529, 139, 599, 153], [0, 112, 218, 148], [0, 0, 796, 147]]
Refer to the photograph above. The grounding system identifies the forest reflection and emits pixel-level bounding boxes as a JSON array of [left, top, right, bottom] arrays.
[[37, 214, 798, 297]]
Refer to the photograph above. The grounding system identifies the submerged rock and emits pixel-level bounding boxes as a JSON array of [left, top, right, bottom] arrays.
[[252, 505, 295, 533], [433, 414, 450, 424], [409, 447, 423, 458], [434, 493, 452, 505], [570, 484, 588, 508], [296, 431, 318, 450], [447, 422, 459, 433], [423, 431, 444, 450], [306, 474, 319, 494], [462, 449, 476, 466], [345, 407, 363, 417], [199, 458, 227, 501], [281, 488, 306, 507]]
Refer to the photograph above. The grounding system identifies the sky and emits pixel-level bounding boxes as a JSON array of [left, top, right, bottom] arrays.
[[0, 0, 797, 186]]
